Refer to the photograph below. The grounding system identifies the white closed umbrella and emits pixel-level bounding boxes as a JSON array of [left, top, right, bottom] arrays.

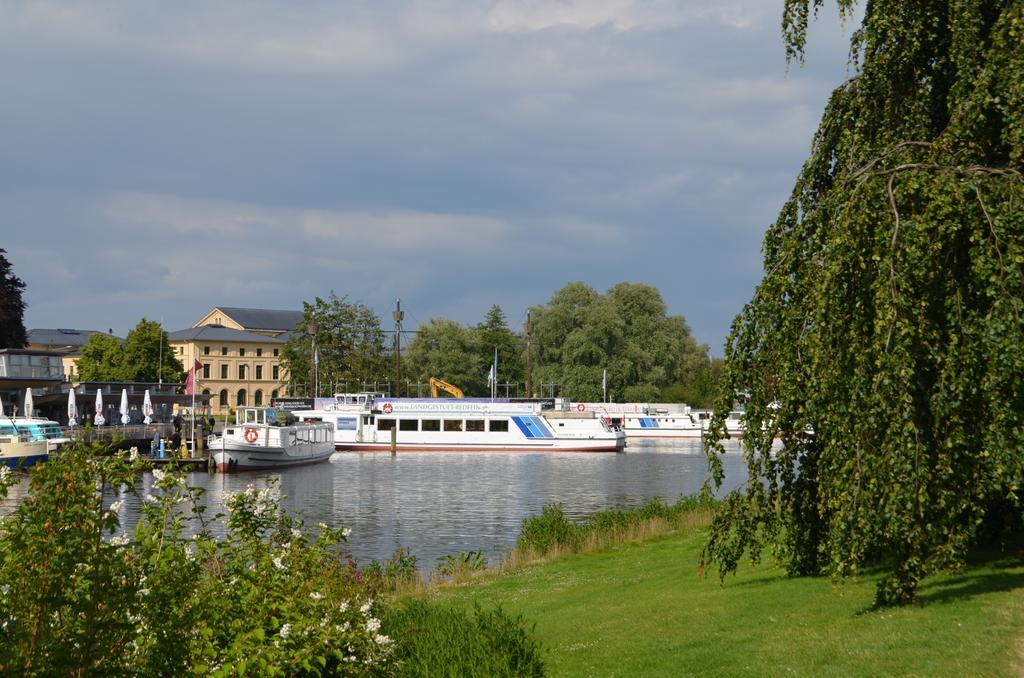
[[142, 389, 153, 425], [68, 388, 78, 427], [24, 388, 34, 419], [94, 389, 105, 426], [120, 388, 130, 426]]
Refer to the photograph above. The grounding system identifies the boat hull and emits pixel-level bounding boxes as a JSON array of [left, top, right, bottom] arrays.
[[337, 441, 624, 453], [213, 443, 335, 472], [1, 440, 49, 469]]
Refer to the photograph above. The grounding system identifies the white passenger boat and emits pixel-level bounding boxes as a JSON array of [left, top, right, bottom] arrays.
[[294, 396, 626, 453], [208, 408, 334, 472], [574, 402, 704, 439]]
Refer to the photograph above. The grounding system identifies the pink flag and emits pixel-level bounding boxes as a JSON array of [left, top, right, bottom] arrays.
[[184, 359, 202, 395]]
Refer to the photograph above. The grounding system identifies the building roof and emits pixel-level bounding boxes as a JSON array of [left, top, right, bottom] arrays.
[[168, 325, 287, 344], [207, 307, 304, 333], [27, 328, 119, 348]]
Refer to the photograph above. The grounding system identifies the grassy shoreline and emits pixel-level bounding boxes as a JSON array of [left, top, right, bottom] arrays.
[[406, 511, 1024, 676]]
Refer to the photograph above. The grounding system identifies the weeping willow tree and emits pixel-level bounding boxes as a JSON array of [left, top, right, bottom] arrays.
[[704, 1, 1024, 605]]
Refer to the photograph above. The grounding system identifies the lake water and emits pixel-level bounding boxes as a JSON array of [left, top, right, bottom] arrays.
[[4, 440, 749, 569]]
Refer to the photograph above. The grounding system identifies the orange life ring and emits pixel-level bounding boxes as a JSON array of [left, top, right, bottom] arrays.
[[382, 403, 393, 414], [577, 403, 586, 412], [244, 428, 259, 443]]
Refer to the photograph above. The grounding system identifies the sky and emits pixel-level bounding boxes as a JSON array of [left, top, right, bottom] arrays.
[[2, 0, 860, 352]]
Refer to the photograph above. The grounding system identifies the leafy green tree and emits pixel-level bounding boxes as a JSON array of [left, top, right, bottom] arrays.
[[75, 320, 183, 383], [0, 248, 27, 348], [280, 294, 387, 396], [404, 318, 486, 396], [529, 282, 701, 401], [704, 0, 1024, 605], [123, 319, 185, 383], [476, 305, 524, 392]]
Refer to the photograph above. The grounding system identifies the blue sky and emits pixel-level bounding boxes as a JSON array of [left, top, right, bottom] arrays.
[[2, 1, 859, 351]]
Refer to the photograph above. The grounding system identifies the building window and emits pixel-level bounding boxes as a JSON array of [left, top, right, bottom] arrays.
[[238, 365, 247, 380], [271, 389, 279, 399], [272, 365, 279, 380], [203, 346, 210, 355], [254, 389, 263, 406], [239, 347, 246, 357], [219, 389, 228, 406], [255, 365, 263, 380], [237, 389, 247, 406], [221, 346, 228, 356], [220, 364, 228, 379], [256, 348, 263, 357], [202, 363, 210, 379], [202, 389, 210, 397], [273, 348, 279, 357]]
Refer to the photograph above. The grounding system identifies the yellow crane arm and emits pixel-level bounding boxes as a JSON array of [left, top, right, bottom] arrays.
[[428, 377, 464, 398]]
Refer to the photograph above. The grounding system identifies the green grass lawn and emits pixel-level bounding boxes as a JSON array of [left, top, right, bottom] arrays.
[[426, 531, 1024, 677]]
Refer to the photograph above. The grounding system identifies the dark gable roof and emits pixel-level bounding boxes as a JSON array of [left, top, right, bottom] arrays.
[[168, 325, 287, 344], [215, 307, 304, 332], [28, 328, 120, 348]]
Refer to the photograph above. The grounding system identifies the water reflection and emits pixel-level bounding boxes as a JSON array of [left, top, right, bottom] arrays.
[[3, 440, 750, 568]]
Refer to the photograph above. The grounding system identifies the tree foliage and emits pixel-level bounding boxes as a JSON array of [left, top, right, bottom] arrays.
[[75, 320, 184, 384], [280, 294, 388, 396], [530, 282, 705, 401], [404, 318, 490, 396], [705, 0, 1024, 605], [0, 249, 28, 349]]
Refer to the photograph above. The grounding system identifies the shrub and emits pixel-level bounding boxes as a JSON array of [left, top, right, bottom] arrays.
[[0, 443, 393, 675], [435, 550, 488, 578], [383, 601, 544, 678]]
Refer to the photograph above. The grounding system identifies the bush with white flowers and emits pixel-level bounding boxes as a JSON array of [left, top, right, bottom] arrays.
[[0, 443, 393, 676]]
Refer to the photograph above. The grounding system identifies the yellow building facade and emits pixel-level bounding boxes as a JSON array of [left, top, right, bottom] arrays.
[[169, 307, 303, 415]]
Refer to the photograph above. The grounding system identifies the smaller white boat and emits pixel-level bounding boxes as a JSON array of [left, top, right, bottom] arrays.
[[208, 408, 334, 472]]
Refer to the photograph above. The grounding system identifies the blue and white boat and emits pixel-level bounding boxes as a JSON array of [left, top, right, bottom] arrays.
[[295, 395, 626, 453], [0, 429, 48, 469]]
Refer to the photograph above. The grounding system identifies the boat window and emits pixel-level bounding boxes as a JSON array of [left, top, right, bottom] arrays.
[[444, 420, 463, 432], [399, 419, 418, 431], [558, 422, 565, 427], [378, 418, 396, 431], [362, 415, 371, 425], [488, 420, 508, 432], [422, 419, 440, 431], [465, 420, 485, 432]]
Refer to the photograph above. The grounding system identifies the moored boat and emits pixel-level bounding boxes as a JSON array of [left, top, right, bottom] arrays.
[[208, 408, 334, 472], [295, 396, 626, 453], [574, 402, 705, 439], [1, 431, 48, 469]]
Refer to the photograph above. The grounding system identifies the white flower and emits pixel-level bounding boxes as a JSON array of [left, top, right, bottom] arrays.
[[0, 467, 11, 483], [339, 602, 349, 613], [144, 494, 159, 505], [139, 588, 150, 597], [272, 555, 285, 570], [365, 617, 381, 633], [360, 600, 373, 615], [152, 469, 165, 482], [335, 622, 351, 633], [110, 535, 130, 546], [316, 522, 328, 530], [291, 527, 302, 539], [129, 447, 139, 461], [310, 592, 323, 601], [279, 623, 291, 639], [184, 544, 195, 562], [109, 500, 124, 513], [375, 634, 391, 646], [342, 527, 352, 538]]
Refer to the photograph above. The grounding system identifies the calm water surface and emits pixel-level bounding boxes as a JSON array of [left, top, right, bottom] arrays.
[[5, 440, 749, 568]]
